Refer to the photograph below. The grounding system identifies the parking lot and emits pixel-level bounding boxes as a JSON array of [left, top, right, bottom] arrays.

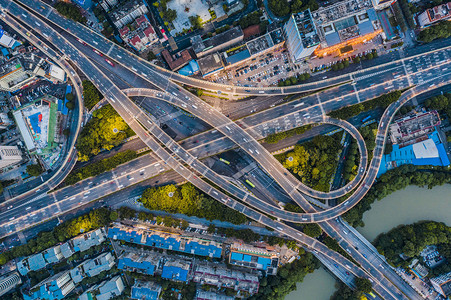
[[206, 50, 308, 87]]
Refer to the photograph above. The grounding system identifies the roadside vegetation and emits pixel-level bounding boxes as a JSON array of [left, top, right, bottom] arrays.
[[277, 73, 310, 86], [264, 124, 312, 144], [54, 1, 87, 25], [0, 208, 111, 264], [82, 80, 102, 111], [424, 93, 451, 118], [374, 221, 451, 276], [76, 104, 134, 162], [139, 183, 247, 224], [331, 278, 374, 300], [65, 150, 138, 185], [328, 91, 401, 120], [418, 21, 451, 43], [275, 134, 342, 192], [26, 163, 44, 177]]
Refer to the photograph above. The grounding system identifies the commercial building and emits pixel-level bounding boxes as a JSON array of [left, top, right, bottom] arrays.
[[109, 0, 149, 28], [0, 146, 22, 169], [389, 111, 440, 146], [161, 260, 191, 282], [431, 271, 451, 297], [43, 245, 64, 264], [70, 252, 115, 283], [17, 246, 64, 276], [378, 130, 450, 176], [0, 272, 21, 297], [311, 0, 380, 54], [229, 242, 278, 275], [193, 263, 259, 294], [0, 58, 35, 91], [197, 53, 224, 77], [417, 2, 451, 27], [161, 49, 194, 71], [118, 15, 158, 52], [0, 29, 19, 49], [131, 280, 162, 300], [191, 27, 244, 58], [78, 276, 125, 300], [108, 224, 223, 258], [284, 9, 320, 62], [23, 271, 75, 300]]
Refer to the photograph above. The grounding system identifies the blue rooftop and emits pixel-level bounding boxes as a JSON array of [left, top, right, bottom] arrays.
[[162, 265, 189, 282], [225, 49, 251, 65], [109, 227, 222, 258], [178, 60, 199, 76], [230, 251, 272, 270], [131, 286, 160, 300], [28, 254, 46, 271], [118, 257, 156, 275], [378, 131, 450, 176]]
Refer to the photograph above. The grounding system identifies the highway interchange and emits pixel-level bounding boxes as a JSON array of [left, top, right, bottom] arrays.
[[1, 0, 451, 298]]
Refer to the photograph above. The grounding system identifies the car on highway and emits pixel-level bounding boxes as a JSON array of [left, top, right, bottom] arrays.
[[105, 59, 115, 67]]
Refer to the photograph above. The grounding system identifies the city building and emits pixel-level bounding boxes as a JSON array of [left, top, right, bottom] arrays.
[[23, 271, 75, 300], [60, 242, 74, 259], [70, 252, 115, 283], [311, 0, 380, 55], [0, 272, 21, 297], [409, 259, 428, 278], [0, 112, 13, 129], [191, 27, 244, 58], [389, 111, 441, 146], [43, 245, 64, 264], [196, 290, 234, 300], [430, 271, 451, 297], [229, 242, 278, 275], [72, 228, 106, 253], [193, 263, 259, 294], [13, 95, 61, 154], [161, 260, 191, 282], [371, 0, 394, 11], [109, 0, 149, 28], [109, 225, 223, 258], [161, 49, 194, 71], [0, 58, 36, 91], [79, 276, 125, 300], [99, 0, 118, 11], [118, 252, 161, 275], [118, 15, 158, 52], [0, 145, 22, 169], [197, 53, 224, 77], [284, 9, 320, 62], [131, 280, 162, 300], [417, 2, 451, 27], [0, 29, 19, 49]]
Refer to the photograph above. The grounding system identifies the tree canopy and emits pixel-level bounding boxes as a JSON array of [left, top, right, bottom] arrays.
[[76, 104, 134, 161], [54, 1, 87, 24], [139, 183, 247, 224], [418, 21, 451, 43], [82, 80, 102, 110], [26, 163, 44, 177]]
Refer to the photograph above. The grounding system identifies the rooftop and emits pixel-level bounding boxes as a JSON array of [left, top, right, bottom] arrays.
[[131, 280, 162, 300], [162, 261, 190, 282], [197, 53, 224, 76], [290, 10, 321, 49], [191, 27, 244, 54]]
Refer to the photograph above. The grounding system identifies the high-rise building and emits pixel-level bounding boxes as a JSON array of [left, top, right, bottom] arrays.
[[0, 146, 22, 169], [109, 0, 148, 28], [284, 10, 320, 62], [0, 272, 21, 297]]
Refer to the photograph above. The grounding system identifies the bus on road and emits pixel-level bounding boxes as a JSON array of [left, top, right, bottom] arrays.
[[219, 158, 230, 165], [245, 180, 255, 188]]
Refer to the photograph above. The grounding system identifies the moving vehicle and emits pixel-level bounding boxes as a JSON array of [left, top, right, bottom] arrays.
[[245, 180, 255, 188], [219, 158, 230, 165]]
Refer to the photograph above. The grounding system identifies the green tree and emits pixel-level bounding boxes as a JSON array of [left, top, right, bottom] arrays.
[[27, 163, 44, 177], [189, 15, 202, 30], [355, 277, 372, 293], [147, 51, 156, 61], [66, 101, 75, 110], [66, 93, 75, 102], [54, 1, 87, 24], [82, 80, 102, 110], [303, 223, 322, 237], [109, 211, 118, 221]]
